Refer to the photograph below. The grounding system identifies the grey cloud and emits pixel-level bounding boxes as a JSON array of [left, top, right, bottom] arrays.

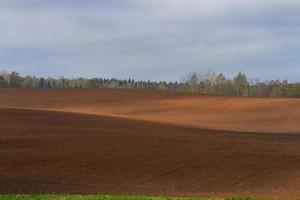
[[0, 0, 299, 81]]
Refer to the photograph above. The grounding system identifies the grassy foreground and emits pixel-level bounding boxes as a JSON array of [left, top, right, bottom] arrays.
[[0, 195, 257, 200]]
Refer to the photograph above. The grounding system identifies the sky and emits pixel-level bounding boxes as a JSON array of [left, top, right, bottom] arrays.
[[0, 0, 300, 81]]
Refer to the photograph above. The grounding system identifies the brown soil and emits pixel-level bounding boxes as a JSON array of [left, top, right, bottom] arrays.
[[1, 89, 300, 198], [0, 88, 300, 133]]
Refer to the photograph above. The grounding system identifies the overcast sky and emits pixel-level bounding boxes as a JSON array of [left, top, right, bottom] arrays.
[[0, 0, 300, 81]]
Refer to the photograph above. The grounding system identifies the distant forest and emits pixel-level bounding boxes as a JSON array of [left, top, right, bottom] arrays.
[[1, 71, 300, 98]]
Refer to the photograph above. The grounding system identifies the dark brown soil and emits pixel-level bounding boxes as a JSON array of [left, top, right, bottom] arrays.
[[1, 108, 300, 198]]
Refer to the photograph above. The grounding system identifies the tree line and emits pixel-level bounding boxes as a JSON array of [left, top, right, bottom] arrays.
[[0, 70, 300, 98]]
